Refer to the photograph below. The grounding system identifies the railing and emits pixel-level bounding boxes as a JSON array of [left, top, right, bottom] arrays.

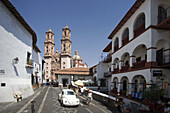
[[114, 44, 119, 52], [103, 53, 112, 63], [122, 36, 129, 46], [132, 59, 146, 69], [134, 22, 145, 38], [112, 68, 119, 74], [104, 72, 111, 77], [121, 65, 129, 72]]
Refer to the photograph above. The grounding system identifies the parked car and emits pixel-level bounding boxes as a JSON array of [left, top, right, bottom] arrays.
[[58, 89, 80, 106]]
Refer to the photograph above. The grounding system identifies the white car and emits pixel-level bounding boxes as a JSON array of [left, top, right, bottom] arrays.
[[58, 89, 80, 106]]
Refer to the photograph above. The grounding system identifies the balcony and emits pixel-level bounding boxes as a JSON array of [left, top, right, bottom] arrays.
[[122, 36, 129, 46], [157, 17, 170, 29], [103, 53, 112, 63], [112, 68, 119, 74], [25, 59, 33, 68], [104, 72, 111, 77], [121, 65, 129, 72], [114, 44, 119, 52], [134, 22, 145, 38], [132, 59, 146, 69]]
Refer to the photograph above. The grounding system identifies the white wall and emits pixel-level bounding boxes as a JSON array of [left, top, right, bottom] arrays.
[[0, 1, 34, 102]]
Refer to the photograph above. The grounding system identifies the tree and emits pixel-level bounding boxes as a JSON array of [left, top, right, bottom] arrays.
[[143, 80, 164, 100]]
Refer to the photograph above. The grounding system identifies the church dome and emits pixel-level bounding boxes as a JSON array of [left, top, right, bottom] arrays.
[[72, 50, 82, 60]]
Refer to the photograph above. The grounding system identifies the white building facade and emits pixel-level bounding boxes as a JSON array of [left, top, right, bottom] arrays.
[[0, 0, 40, 102], [106, 0, 170, 99]]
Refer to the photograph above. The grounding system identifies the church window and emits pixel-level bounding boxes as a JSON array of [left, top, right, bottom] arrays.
[[64, 44, 66, 51], [46, 46, 48, 53], [63, 62, 65, 64], [65, 31, 67, 36]]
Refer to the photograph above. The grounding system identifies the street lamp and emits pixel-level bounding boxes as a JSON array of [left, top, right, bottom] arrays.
[[12, 57, 19, 65]]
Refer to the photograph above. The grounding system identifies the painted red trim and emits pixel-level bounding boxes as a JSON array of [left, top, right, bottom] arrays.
[[147, 47, 157, 50], [111, 25, 157, 55], [164, 49, 170, 52]]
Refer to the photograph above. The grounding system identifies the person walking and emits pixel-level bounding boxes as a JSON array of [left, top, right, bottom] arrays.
[[80, 86, 84, 96], [87, 90, 93, 105]]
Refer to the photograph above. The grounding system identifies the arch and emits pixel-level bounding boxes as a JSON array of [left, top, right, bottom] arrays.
[[114, 37, 119, 52], [122, 28, 129, 46], [133, 44, 147, 62], [133, 13, 145, 37], [113, 57, 119, 69], [158, 6, 167, 24], [120, 76, 129, 91], [113, 77, 118, 89], [156, 39, 170, 65], [132, 75, 146, 93], [121, 52, 130, 66]]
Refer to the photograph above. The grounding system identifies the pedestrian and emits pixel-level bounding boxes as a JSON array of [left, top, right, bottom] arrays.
[[149, 101, 154, 113], [87, 90, 93, 105], [81, 86, 84, 96]]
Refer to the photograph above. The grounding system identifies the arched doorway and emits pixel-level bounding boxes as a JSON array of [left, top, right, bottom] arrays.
[[132, 75, 146, 99], [120, 76, 129, 96]]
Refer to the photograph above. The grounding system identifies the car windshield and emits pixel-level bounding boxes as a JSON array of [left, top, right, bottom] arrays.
[[67, 91, 74, 95]]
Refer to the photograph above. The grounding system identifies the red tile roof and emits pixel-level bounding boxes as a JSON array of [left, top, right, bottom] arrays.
[[55, 67, 90, 75]]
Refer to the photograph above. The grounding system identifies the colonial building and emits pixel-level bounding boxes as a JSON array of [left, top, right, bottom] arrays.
[[0, 0, 42, 102], [44, 25, 89, 85], [103, 0, 170, 99]]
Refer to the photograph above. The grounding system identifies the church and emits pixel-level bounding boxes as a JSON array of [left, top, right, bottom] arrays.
[[44, 25, 90, 86]]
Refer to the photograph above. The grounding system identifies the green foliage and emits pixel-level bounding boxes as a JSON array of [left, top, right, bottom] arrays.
[[143, 81, 164, 100], [93, 81, 98, 86]]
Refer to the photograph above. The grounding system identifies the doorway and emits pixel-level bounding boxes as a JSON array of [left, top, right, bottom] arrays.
[[62, 78, 68, 87]]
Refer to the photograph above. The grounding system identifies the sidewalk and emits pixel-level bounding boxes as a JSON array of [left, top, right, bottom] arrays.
[[0, 86, 44, 112]]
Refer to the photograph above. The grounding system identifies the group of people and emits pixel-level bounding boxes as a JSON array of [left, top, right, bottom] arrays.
[[73, 86, 93, 106]]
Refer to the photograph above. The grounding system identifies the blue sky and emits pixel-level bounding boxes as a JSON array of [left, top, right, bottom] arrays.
[[10, 0, 135, 67]]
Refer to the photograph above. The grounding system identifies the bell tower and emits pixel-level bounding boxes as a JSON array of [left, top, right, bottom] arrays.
[[61, 25, 72, 69], [44, 28, 55, 82]]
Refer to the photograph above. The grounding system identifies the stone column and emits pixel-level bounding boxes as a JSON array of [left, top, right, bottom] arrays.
[[119, 60, 123, 70], [128, 83, 133, 99], [145, 47, 157, 67], [130, 55, 135, 68]]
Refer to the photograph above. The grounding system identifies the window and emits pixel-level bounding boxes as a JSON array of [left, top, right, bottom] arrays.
[[65, 31, 67, 36], [122, 28, 129, 46], [26, 52, 32, 65], [63, 62, 65, 64], [63, 44, 66, 51], [134, 13, 145, 37], [114, 38, 119, 51], [27, 52, 31, 63], [63, 67, 65, 69], [109, 67, 111, 72], [46, 46, 48, 53], [136, 57, 141, 62], [158, 6, 167, 24]]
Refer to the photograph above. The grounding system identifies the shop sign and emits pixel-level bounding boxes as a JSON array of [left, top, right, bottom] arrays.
[[153, 70, 162, 77]]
